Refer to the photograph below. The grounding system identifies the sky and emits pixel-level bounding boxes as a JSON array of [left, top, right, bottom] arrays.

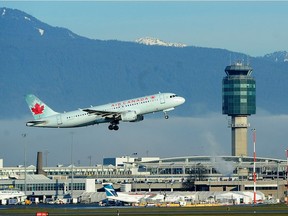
[[1, 1, 288, 56], [1, 1, 288, 167]]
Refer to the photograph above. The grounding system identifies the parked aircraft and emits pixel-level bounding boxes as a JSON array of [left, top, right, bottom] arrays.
[[103, 183, 147, 203], [103, 184, 186, 205], [0, 189, 26, 204], [25, 92, 185, 130]]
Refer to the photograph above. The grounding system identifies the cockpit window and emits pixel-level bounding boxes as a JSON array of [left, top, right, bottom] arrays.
[[170, 94, 178, 98]]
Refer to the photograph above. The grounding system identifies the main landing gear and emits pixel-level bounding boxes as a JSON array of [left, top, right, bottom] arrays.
[[108, 121, 119, 131]]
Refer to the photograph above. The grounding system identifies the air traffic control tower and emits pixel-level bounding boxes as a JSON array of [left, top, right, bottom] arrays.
[[222, 62, 256, 156]]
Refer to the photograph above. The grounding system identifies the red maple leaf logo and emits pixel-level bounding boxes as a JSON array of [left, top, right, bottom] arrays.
[[31, 103, 44, 115]]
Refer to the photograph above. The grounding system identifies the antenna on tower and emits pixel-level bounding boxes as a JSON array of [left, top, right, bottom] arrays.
[[246, 55, 250, 66]]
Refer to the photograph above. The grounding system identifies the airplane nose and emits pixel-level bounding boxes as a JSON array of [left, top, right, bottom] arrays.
[[176, 97, 185, 104], [180, 97, 185, 104]]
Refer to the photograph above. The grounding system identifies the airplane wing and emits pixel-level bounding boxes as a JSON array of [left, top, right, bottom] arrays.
[[82, 109, 121, 119]]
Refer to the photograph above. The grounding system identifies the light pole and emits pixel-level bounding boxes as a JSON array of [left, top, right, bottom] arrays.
[[22, 133, 27, 196], [285, 149, 288, 205], [88, 155, 92, 166], [237, 165, 240, 191], [44, 150, 49, 167], [70, 131, 74, 201], [194, 163, 197, 192], [276, 161, 279, 200], [252, 129, 256, 205]]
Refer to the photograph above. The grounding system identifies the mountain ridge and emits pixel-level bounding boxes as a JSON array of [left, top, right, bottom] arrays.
[[0, 7, 287, 119]]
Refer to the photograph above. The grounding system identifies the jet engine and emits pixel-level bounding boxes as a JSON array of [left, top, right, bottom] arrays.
[[121, 111, 144, 122]]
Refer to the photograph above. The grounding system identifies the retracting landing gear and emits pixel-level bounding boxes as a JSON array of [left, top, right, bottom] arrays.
[[108, 121, 119, 131]]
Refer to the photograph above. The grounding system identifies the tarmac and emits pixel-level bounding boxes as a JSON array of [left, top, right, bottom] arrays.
[[0, 203, 288, 216]]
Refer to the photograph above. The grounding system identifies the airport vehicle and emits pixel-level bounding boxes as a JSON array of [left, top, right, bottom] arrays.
[[25, 92, 185, 130], [103, 183, 147, 203]]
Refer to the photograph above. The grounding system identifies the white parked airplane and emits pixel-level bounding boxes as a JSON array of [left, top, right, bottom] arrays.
[[103, 183, 148, 203], [0, 189, 26, 204], [25, 92, 185, 130]]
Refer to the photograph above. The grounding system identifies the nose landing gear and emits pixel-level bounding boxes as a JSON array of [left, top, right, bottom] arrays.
[[164, 111, 169, 119]]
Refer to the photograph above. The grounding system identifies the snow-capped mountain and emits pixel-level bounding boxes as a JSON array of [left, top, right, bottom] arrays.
[[0, 7, 80, 39], [263, 51, 288, 63], [136, 37, 187, 48]]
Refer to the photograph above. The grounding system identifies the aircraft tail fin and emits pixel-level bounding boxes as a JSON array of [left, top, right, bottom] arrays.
[[103, 183, 118, 197], [25, 94, 59, 120]]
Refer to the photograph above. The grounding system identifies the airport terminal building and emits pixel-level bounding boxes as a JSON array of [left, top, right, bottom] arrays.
[[0, 155, 287, 202]]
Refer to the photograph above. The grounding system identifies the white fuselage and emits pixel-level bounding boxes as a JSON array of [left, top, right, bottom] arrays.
[[0, 190, 26, 200], [27, 93, 185, 128], [107, 192, 148, 203]]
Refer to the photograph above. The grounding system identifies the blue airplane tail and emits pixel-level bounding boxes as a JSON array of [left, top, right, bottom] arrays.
[[25, 94, 59, 120], [103, 184, 118, 197]]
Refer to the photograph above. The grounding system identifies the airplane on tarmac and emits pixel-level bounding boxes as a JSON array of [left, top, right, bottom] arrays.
[[0, 189, 26, 204], [25, 92, 185, 130], [103, 183, 186, 204], [103, 183, 148, 203]]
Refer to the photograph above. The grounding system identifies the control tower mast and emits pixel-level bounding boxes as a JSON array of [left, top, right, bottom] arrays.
[[222, 62, 256, 156]]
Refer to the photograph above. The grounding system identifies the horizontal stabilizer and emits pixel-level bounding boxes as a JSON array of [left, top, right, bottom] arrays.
[[26, 120, 47, 127]]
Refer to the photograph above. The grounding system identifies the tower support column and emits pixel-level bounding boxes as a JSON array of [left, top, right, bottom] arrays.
[[231, 116, 249, 156]]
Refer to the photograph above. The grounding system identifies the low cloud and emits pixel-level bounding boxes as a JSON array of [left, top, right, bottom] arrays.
[[0, 113, 287, 167]]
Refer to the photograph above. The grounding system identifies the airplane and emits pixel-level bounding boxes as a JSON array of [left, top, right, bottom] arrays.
[[25, 92, 185, 130], [0, 189, 27, 204], [103, 183, 147, 203], [103, 183, 184, 204], [104, 183, 265, 206]]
